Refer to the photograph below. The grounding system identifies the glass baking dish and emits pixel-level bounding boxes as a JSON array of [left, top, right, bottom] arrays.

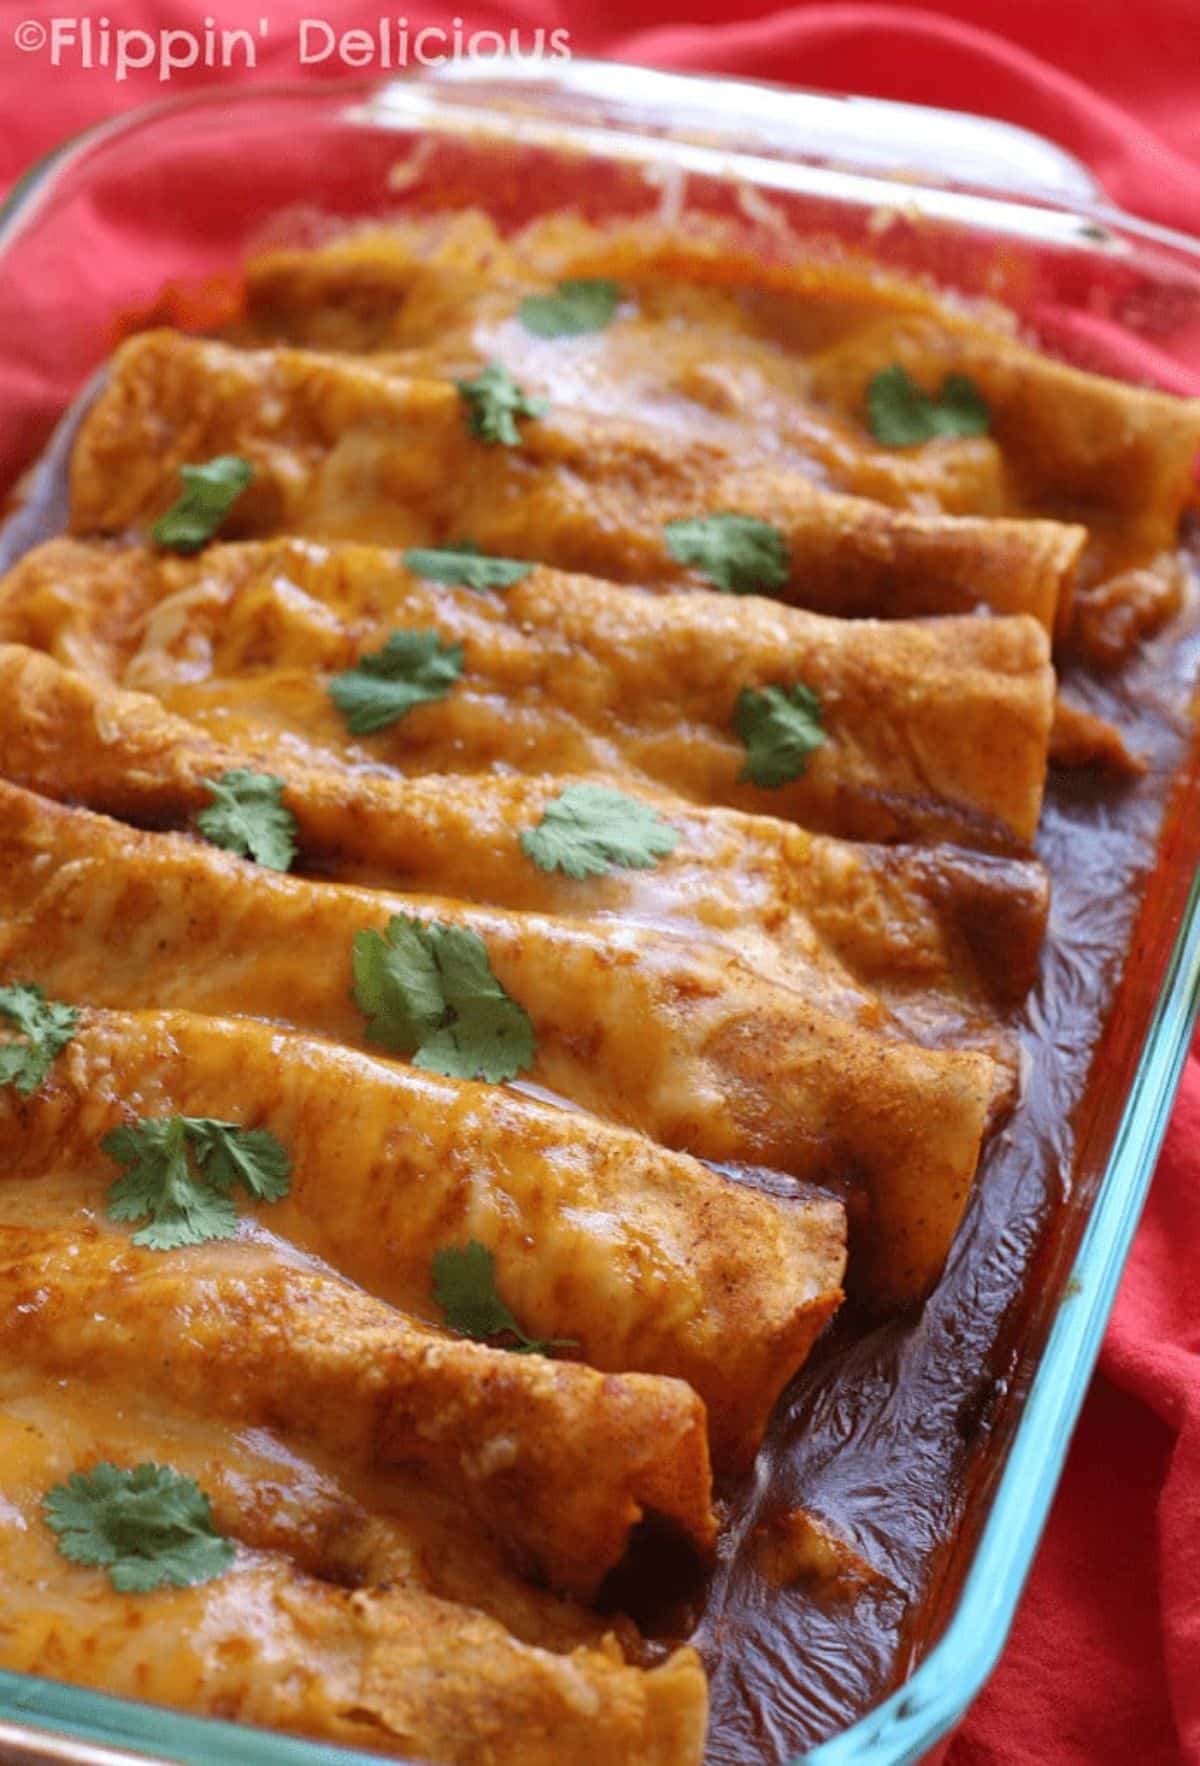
[[0, 59, 1198, 1766]]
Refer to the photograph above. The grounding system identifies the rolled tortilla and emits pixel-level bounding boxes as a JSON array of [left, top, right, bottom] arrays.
[[0, 978, 844, 1470], [0, 786, 992, 1308], [0, 639, 1049, 1031], [67, 331, 1083, 633], [0, 1194, 715, 1600], [0, 535, 1056, 848]]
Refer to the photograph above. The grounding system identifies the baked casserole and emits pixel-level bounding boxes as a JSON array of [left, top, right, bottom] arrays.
[[0, 209, 1197, 1764]]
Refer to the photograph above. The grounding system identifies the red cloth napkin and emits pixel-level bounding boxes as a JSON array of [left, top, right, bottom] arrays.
[[0, 6, 1197, 1761]]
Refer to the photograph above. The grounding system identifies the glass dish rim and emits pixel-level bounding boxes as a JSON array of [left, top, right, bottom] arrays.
[[10, 60, 1200, 260], [1, 64, 1198, 1766]]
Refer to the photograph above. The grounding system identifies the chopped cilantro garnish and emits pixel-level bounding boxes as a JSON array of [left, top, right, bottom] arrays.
[[327, 629, 463, 736], [151, 456, 254, 554], [404, 541, 533, 592], [734, 683, 826, 787], [433, 1240, 575, 1356], [352, 915, 535, 1084], [43, 1462, 235, 1593], [520, 784, 680, 880], [196, 769, 298, 872], [664, 513, 790, 595], [866, 365, 991, 446], [102, 1116, 291, 1251], [456, 361, 546, 447], [0, 983, 78, 1095], [518, 279, 622, 338]]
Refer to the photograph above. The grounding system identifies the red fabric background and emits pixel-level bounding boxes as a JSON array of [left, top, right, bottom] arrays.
[[0, 4, 1197, 1760]]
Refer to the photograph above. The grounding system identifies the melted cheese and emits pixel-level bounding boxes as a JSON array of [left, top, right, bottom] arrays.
[[69, 331, 1084, 634], [0, 639, 1049, 1065], [0, 1195, 716, 1600], [0, 1375, 706, 1763], [0, 979, 845, 1469], [0, 783, 988, 1307], [1, 535, 1056, 850], [4, 205, 1195, 1763], [240, 212, 1200, 662]]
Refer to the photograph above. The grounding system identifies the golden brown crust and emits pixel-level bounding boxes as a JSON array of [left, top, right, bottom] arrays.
[[0, 956, 845, 1469], [0, 782, 989, 1308], [355, 1593, 708, 1765], [0, 1382, 707, 1763], [0, 535, 1056, 849], [238, 214, 1200, 665], [806, 312, 1200, 618], [0, 1190, 716, 1599], [0, 638, 1048, 1026], [1050, 696, 1147, 777], [68, 331, 1083, 635], [9, 207, 1195, 1763]]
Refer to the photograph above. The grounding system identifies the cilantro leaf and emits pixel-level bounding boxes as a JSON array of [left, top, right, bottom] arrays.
[[0, 983, 78, 1096], [196, 769, 298, 872], [352, 915, 535, 1084], [102, 1116, 292, 1251], [184, 1120, 292, 1203], [519, 784, 680, 880], [352, 916, 444, 1055], [518, 279, 622, 338], [103, 1118, 238, 1250], [404, 541, 533, 592], [664, 513, 790, 595], [866, 365, 991, 447], [43, 1462, 235, 1593], [151, 455, 254, 554], [433, 1240, 574, 1356], [409, 927, 536, 1084], [327, 629, 463, 736], [457, 361, 547, 447], [734, 683, 826, 788]]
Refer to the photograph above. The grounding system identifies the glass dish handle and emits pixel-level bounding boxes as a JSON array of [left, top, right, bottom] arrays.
[[390, 56, 1104, 205]]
